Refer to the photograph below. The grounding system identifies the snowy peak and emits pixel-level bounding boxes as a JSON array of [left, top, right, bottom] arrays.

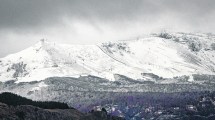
[[0, 32, 215, 82]]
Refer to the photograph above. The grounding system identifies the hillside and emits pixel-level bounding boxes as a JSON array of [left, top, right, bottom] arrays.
[[0, 92, 124, 120], [0, 32, 215, 83]]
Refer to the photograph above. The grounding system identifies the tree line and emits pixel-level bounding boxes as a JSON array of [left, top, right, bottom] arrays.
[[0, 92, 70, 109]]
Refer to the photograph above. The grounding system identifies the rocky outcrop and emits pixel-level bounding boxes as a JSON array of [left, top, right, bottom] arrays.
[[0, 102, 124, 120]]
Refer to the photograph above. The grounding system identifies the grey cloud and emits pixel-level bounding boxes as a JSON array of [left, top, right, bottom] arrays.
[[0, 0, 153, 29], [0, 0, 214, 30], [1, 0, 215, 58]]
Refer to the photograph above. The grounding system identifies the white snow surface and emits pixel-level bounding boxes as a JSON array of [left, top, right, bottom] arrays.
[[0, 32, 215, 82]]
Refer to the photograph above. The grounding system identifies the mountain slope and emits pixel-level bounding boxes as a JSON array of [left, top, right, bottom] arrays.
[[0, 32, 215, 82], [0, 40, 142, 82]]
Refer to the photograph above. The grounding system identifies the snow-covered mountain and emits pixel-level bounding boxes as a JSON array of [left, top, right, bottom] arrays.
[[1, 32, 215, 82]]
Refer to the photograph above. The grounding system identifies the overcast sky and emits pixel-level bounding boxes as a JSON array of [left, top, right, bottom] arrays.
[[0, 0, 215, 57]]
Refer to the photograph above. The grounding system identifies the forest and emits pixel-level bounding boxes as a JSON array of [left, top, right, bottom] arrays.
[[0, 92, 70, 109]]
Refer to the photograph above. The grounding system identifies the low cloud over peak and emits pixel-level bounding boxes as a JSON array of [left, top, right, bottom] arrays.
[[0, 0, 215, 57]]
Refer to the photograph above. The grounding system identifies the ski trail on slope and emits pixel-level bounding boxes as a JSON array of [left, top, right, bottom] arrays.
[[97, 45, 146, 73]]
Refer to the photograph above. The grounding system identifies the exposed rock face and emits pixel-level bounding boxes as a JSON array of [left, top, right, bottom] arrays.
[[0, 102, 124, 120]]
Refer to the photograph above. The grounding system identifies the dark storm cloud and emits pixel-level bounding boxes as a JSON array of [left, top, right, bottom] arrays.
[[0, 0, 214, 30]]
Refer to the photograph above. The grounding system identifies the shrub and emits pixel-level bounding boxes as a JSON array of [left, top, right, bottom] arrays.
[[158, 32, 172, 39], [188, 41, 202, 52], [211, 43, 215, 50], [15, 111, 25, 119]]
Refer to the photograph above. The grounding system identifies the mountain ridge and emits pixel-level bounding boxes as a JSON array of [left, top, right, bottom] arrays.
[[1, 32, 215, 82]]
